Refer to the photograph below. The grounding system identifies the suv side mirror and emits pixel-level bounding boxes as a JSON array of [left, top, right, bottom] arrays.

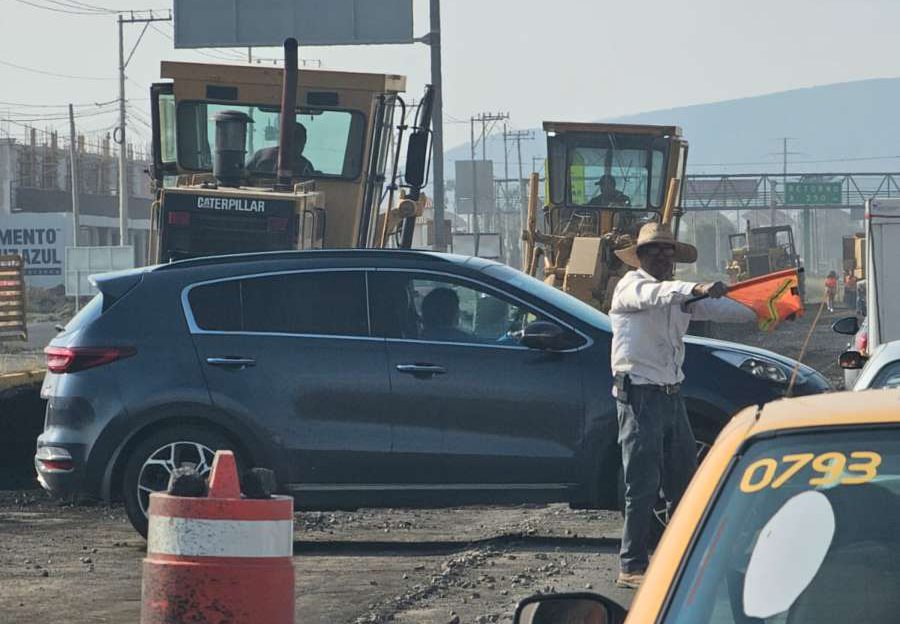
[[832, 316, 860, 335], [514, 592, 627, 624], [839, 350, 867, 370], [519, 320, 571, 351]]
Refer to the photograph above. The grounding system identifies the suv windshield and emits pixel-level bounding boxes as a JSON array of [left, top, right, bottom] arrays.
[[176, 102, 365, 179], [664, 427, 900, 623]]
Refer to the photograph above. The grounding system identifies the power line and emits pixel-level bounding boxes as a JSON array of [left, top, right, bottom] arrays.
[[11, 0, 109, 14], [2, 109, 117, 122], [0, 58, 114, 80], [0, 98, 119, 109]]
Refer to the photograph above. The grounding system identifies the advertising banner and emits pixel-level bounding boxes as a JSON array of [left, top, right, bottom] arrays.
[[0, 214, 72, 288]]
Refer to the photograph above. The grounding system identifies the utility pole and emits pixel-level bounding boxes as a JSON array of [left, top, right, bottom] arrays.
[[468, 112, 508, 256], [502, 130, 533, 215], [117, 13, 126, 247], [503, 124, 510, 212], [68, 104, 80, 248], [426, 0, 447, 250], [116, 10, 172, 248]]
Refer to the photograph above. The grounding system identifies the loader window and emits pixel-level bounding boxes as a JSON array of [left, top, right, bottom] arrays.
[[177, 101, 365, 179], [570, 146, 663, 209], [548, 132, 668, 210]]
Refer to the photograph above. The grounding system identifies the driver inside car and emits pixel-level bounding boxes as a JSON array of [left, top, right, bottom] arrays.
[[420, 287, 474, 342]]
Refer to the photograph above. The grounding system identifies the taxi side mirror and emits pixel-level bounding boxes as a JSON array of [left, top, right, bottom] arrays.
[[832, 316, 859, 335], [514, 592, 627, 624]]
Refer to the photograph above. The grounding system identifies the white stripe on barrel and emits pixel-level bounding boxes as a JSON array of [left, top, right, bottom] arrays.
[[148, 516, 293, 558]]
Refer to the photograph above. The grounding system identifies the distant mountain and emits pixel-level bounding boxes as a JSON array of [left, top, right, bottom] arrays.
[[443, 78, 900, 178]]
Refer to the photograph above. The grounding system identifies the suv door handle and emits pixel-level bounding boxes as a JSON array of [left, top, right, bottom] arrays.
[[396, 363, 447, 376], [206, 357, 256, 368]]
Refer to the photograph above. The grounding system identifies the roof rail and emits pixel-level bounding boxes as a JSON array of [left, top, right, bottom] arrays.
[[153, 248, 452, 271]]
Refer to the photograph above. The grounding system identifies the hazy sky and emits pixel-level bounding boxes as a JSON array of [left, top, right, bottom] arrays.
[[3, 0, 900, 149]]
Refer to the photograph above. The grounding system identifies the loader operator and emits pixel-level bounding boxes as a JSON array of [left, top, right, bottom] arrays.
[[589, 174, 631, 207], [610, 222, 755, 590], [247, 122, 318, 177]]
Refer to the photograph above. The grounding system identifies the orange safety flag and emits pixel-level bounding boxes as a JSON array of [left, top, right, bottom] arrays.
[[727, 268, 804, 331]]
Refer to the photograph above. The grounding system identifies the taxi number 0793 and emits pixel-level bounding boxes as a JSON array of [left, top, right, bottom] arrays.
[[739, 451, 882, 493]]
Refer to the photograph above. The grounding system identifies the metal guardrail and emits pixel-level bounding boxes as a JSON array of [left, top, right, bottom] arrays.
[[683, 172, 900, 212], [0, 255, 27, 342]]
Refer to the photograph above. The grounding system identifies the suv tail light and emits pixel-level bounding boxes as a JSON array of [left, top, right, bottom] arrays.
[[45, 346, 136, 374]]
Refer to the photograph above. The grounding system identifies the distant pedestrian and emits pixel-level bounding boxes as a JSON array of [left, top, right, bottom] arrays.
[[844, 272, 857, 309], [609, 223, 755, 590], [825, 271, 838, 312]]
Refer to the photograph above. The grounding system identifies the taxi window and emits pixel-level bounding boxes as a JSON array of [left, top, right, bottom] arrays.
[[663, 427, 900, 624]]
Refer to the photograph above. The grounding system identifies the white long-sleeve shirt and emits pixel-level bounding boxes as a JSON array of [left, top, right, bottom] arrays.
[[610, 268, 756, 386]]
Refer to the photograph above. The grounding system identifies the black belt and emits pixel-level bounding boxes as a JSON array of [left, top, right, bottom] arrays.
[[633, 381, 681, 395]]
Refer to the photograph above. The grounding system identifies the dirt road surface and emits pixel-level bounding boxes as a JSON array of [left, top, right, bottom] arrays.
[[0, 491, 631, 623]]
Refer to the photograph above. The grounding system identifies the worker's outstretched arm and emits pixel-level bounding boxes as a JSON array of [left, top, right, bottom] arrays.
[[610, 273, 697, 313]]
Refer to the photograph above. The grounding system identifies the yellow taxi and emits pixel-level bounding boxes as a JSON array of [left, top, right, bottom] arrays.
[[515, 390, 900, 624]]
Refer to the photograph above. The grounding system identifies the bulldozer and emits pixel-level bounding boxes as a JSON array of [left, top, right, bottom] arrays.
[[148, 38, 433, 263], [726, 224, 804, 295], [522, 122, 689, 311]]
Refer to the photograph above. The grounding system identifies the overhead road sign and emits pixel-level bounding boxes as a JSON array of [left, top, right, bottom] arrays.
[[173, 0, 414, 48], [785, 182, 842, 206]]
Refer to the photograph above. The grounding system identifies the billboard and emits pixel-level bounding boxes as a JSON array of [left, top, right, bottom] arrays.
[[174, 0, 414, 48], [455, 160, 496, 215], [0, 214, 72, 288]]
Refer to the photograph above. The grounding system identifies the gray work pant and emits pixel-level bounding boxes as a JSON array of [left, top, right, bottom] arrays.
[[618, 384, 698, 573]]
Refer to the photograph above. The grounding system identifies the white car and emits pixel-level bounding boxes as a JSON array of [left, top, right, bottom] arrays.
[[853, 339, 900, 390]]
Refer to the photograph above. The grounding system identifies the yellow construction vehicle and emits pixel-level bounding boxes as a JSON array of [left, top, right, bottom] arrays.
[[148, 39, 433, 263], [842, 232, 865, 280], [522, 122, 688, 311], [726, 224, 804, 295]]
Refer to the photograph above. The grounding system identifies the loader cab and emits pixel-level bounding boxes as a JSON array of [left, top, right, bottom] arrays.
[[149, 62, 405, 263], [544, 122, 688, 239]]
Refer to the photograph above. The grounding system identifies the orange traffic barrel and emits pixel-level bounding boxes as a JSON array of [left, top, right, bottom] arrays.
[[140, 451, 294, 624]]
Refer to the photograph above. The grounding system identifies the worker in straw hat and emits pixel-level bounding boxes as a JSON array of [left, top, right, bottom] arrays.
[[611, 222, 755, 590]]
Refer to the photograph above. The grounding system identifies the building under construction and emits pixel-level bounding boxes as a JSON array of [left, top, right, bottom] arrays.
[[0, 130, 152, 287]]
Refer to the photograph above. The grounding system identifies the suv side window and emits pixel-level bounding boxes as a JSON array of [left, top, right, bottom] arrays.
[[189, 280, 242, 331], [189, 270, 368, 337], [370, 272, 546, 345]]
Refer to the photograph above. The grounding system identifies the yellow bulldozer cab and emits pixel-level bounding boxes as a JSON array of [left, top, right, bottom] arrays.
[[149, 61, 407, 263]]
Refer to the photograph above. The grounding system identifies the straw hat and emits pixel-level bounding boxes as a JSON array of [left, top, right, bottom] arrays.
[[614, 222, 698, 268]]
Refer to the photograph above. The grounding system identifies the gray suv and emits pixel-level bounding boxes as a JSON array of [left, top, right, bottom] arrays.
[[36, 250, 830, 536]]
